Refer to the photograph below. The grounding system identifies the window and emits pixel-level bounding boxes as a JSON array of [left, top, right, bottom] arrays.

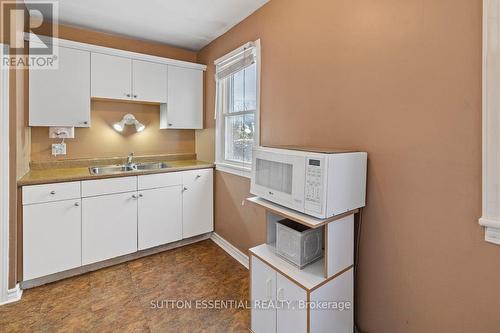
[[215, 40, 260, 177], [481, 1, 500, 245]]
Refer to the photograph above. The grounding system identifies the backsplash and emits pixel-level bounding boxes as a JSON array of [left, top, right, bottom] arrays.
[[30, 99, 196, 162]]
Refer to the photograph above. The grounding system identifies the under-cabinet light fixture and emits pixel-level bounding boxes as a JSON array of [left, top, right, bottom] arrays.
[[113, 114, 145, 133]]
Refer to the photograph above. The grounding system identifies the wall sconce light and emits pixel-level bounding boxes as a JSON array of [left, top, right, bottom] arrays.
[[113, 114, 145, 133]]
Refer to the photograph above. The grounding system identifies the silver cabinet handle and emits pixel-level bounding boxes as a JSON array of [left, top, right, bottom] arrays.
[[266, 278, 273, 300], [125, 93, 131, 97], [83, 121, 88, 125], [168, 123, 173, 127], [195, 175, 201, 179], [138, 193, 143, 198], [182, 187, 188, 192], [50, 191, 56, 195], [74, 202, 80, 207], [133, 94, 138, 98], [132, 194, 138, 199], [277, 287, 285, 301]]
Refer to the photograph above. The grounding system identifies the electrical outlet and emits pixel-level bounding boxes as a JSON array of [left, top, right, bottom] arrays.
[[52, 143, 67, 156], [49, 127, 75, 139]]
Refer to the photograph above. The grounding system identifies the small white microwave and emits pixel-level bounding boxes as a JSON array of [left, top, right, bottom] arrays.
[[250, 146, 367, 219]]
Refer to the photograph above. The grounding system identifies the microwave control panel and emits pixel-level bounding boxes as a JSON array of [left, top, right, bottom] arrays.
[[305, 158, 324, 212]]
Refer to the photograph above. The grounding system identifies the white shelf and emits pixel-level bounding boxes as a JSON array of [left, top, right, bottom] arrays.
[[250, 243, 326, 291], [246, 196, 358, 228]]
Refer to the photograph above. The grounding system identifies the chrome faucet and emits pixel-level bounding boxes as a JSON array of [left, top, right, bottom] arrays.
[[126, 152, 134, 166]]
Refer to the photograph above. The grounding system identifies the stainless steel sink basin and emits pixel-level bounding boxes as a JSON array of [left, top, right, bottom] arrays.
[[135, 162, 170, 170], [89, 165, 136, 175], [89, 162, 170, 175]]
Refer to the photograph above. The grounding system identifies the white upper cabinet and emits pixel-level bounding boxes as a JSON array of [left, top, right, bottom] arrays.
[[28, 35, 205, 128], [29, 45, 91, 127], [91, 55, 168, 103], [132, 60, 167, 103], [161, 65, 203, 129], [91, 53, 132, 101]]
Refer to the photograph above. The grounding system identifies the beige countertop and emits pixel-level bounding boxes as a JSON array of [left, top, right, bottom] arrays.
[[18, 159, 214, 186]]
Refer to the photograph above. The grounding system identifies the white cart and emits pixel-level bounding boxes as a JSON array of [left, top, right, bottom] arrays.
[[247, 196, 357, 333]]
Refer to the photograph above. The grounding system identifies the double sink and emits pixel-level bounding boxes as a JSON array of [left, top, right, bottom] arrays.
[[89, 162, 170, 175]]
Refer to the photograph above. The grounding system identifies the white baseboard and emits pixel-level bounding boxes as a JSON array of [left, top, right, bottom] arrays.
[[0, 284, 22, 305], [211, 233, 249, 269]]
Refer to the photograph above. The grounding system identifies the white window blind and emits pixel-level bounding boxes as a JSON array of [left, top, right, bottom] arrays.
[[215, 43, 256, 81], [214, 40, 260, 177]]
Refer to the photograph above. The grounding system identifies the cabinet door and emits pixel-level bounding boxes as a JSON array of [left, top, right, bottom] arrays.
[[182, 169, 213, 238], [82, 192, 138, 265], [91, 53, 132, 100], [23, 199, 82, 280], [29, 46, 90, 127], [276, 273, 308, 333], [138, 186, 182, 250], [132, 60, 167, 103], [251, 256, 277, 333], [310, 268, 354, 333], [161, 66, 203, 129]]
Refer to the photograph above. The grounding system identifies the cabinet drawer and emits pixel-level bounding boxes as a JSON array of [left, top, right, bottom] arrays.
[[23, 182, 81, 205], [181, 168, 213, 183], [138, 172, 182, 190], [82, 176, 137, 197]]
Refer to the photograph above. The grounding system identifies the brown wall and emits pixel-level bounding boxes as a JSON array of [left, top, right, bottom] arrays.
[[197, 0, 498, 331], [214, 171, 266, 252], [30, 24, 199, 162], [8, 23, 199, 286], [31, 100, 195, 162], [38, 24, 197, 63]]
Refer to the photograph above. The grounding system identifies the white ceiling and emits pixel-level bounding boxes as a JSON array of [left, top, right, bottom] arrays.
[[29, 0, 269, 50]]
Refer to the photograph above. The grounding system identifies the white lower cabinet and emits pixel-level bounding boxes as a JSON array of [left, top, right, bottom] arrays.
[[82, 192, 138, 265], [251, 256, 353, 333], [276, 274, 308, 333], [23, 199, 82, 280], [138, 186, 183, 250], [251, 256, 277, 333], [182, 168, 214, 238], [251, 256, 307, 333], [22, 168, 214, 281]]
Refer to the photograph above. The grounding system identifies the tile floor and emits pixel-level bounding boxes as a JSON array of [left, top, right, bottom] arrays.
[[0, 240, 250, 333]]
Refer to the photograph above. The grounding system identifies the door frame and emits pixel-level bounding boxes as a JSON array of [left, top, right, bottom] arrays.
[[0, 43, 11, 304]]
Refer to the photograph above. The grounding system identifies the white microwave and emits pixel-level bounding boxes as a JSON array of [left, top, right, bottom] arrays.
[[250, 146, 367, 219]]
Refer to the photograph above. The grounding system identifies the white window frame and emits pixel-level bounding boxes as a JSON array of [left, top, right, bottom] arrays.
[[480, 0, 500, 244], [215, 40, 261, 179]]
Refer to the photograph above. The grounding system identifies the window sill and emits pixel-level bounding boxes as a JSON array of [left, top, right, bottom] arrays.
[[215, 162, 251, 179], [479, 217, 500, 245]]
